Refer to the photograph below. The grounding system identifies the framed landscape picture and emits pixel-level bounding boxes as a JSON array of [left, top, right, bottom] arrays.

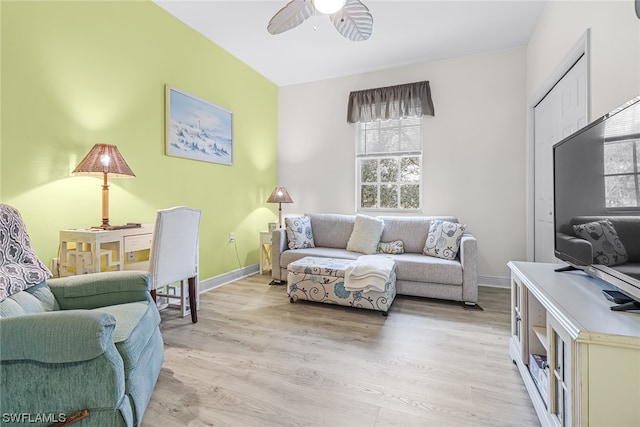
[[165, 85, 233, 165]]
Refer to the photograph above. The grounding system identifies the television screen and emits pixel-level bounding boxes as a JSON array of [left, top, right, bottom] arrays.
[[553, 95, 640, 310]]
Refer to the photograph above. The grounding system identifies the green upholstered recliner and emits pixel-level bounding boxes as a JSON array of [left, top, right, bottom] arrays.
[[0, 204, 164, 426]]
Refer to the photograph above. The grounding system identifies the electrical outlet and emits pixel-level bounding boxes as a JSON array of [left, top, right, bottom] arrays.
[[229, 232, 235, 242], [127, 252, 135, 262]]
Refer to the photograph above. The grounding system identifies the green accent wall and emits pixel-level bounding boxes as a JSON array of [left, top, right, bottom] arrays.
[[1, 1, 279, 279]]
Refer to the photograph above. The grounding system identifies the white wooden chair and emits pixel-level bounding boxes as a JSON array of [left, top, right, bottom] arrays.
[[149, 206, 201, 323]]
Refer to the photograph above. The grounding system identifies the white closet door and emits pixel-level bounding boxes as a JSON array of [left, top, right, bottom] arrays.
[[533, 55, 588, 262]]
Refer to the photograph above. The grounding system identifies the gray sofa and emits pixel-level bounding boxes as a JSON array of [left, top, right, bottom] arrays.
[[272, 213, 478, 305], [556, 216, 640, 279]]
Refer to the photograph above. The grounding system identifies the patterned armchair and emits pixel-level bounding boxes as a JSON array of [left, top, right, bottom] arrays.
[[0, 204, 164, 426]]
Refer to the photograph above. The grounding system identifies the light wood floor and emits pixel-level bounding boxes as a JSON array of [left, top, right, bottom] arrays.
[[142, 274, 539, 427]]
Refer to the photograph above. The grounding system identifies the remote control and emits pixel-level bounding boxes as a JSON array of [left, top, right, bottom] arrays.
[[602, 290, 633, 304]]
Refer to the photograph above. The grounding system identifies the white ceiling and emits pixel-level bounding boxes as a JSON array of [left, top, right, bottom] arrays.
[[154, 0, 547, 87]]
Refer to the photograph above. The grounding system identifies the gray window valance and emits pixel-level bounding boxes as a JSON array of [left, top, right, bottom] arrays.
[[347, 80, 435, 123]]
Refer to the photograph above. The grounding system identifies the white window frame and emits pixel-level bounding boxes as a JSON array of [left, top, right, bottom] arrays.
[[355, 116, 423, 212]]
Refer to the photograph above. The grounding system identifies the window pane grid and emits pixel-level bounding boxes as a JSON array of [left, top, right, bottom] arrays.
[[358, 117, 422, 155], [604, 139, 640, 208], [357, 154, 422, 210], [357, 112, 422, 211]]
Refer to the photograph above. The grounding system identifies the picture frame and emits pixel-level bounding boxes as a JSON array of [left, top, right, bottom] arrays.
[[268, 222, 277, 232], [165, 85, 233, 165]]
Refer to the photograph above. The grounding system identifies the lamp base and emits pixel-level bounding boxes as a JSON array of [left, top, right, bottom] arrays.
[[91, 223, 142, 230]]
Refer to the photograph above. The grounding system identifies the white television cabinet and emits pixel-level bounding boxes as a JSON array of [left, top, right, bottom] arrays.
[[508, 261, 640, 427]]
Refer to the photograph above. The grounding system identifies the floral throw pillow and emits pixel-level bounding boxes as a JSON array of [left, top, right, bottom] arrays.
[[377, 240, 405, 254], [285, 216, 315, 250], [423, 220, 466, 260], [0, 204, 52, 302], [573, 220, 628, 266]]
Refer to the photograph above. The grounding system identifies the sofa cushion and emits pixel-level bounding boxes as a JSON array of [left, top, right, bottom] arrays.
[[423, 220, 466, 260], [94, 301, 161, 371], [573, 219, 628, 266], [308, 213, 355, 249], [383, 253, 463, 285], [610, 262, 640, 280], [0, 282, 58, 318], [606, 217, 640, 262], [285, 216, 315, 249], [377, 240, 404, 254], [378, 216, 458, 254], [346, 214, 385, 254]]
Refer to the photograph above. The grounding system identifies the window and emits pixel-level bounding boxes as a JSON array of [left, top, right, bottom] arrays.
[[604, 139, 640, 208], [348, 80, 434, 211], [356, 116, 422, 211]]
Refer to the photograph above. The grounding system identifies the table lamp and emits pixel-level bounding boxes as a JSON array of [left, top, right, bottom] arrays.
[[72, 143, 136, 229], [266, 186, 293, 228]]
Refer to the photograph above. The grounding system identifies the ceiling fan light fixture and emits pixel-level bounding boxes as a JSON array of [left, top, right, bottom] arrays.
[[313, 0, 346, 15], [268, 0, 372, 41]]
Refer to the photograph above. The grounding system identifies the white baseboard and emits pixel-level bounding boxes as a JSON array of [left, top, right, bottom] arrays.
[[478, 275, 510, 289], [199, 267, 510, 292], [199, 264, 259, 293]]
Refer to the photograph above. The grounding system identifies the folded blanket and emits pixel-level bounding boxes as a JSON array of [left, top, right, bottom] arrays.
[[344, 255, 395, 292]]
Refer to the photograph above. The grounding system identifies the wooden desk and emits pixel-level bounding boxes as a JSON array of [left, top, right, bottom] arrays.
[[59, 225, 153, 276]]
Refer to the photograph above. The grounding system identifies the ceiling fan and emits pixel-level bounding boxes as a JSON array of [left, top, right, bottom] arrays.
[[267, 0, 373, 42]]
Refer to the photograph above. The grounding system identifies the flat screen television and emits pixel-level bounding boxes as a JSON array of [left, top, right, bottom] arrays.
[[553, 94, 640, 311]]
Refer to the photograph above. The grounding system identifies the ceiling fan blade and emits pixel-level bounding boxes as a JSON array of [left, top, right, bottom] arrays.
[[331, 0, 373, 41], [267, 0, 315, 35]]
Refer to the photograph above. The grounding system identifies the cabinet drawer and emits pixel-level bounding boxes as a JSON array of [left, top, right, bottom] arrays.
[[124, 233, 153, 252]]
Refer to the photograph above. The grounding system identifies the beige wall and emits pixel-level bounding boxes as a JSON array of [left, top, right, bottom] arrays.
[[278, 1, 640, 283], [278, 48, 527, 283], [527, 0, 640, 117], [525, 0, 640, 261]]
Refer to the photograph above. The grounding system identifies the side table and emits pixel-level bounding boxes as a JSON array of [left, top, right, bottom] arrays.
[[59, 225, 153, 276], [259, 231, 272, 274]]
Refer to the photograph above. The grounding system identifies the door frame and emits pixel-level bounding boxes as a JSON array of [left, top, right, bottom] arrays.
[[526, 30, 591, 261]]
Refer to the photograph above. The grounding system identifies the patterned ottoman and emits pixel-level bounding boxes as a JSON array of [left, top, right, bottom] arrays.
[[286, 256, 396, 315]]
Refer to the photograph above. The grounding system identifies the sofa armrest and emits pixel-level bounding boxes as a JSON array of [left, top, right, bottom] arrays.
[[0, 310, 116, 363], [0, 312, 128, 422], [271, 229, 288, 281], [555, 232, 593, 265], [48, 270, 152, 310], [459, 232, 478, 303]]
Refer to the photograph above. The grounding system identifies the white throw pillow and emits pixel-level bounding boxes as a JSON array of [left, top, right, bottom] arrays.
[[423, 219, 466, 260], [346, 214, 385, 255], [285, 216, 315, 249]]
